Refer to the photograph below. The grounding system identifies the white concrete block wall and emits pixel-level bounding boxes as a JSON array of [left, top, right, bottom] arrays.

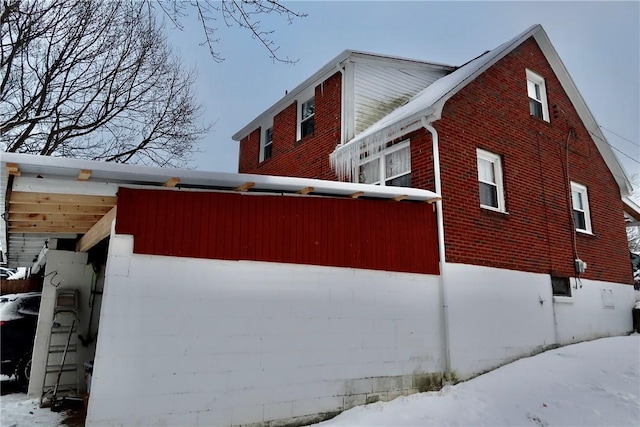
[[553, 278, 635, 344], [446, 263, 557, 379], [28, 249, 97, 398], [86, 234, 443, 426]]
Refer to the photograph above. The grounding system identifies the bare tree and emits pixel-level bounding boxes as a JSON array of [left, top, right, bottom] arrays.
[[155, 0, 307, 63], [1, 0, 209, 167]]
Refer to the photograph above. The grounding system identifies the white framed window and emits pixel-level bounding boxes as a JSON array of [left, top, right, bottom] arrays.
[[526, 69, 549, 122], [476, 148, 506, 212], [358, 140, 411, 187], [299, 96, 315, 139], [571, 182, 592, 233], [259, 127, 273, 162]]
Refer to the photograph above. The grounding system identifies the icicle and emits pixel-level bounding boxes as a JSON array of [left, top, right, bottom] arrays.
[[329, 120, 410, 181]]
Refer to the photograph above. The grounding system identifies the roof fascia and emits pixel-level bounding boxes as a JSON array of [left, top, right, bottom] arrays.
[[232, 50, 456, 141]]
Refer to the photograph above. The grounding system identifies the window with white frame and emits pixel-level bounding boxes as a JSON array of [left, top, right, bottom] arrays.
[[476, 148, 506, 212], [299, 97, 315, 139], [358, 141, 411, 187], [526, 69, 549, 122], [259, 127, 273, 162], [571, 182, 592, 233]]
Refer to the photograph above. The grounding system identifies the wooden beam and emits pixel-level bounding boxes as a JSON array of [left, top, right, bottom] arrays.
[[297, 187, 314, 195], [76, 206, 117, 252], [6, 163, 20, 176], [8, 203, 113, 215], [425, 197, 442, 204], [9, 226, 92, 234], [77, 169, 91, 181], [9, 212, 105, 222], [163, 177, 180, 187], [393, 195, 409, 202], [349, 191, 364, 199], [9, 191, 117, 206], [235, 182, 255, 192]]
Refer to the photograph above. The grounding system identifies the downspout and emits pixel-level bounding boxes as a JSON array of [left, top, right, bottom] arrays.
[[336, 63, 345, 145], [420, 117, 452, 380]]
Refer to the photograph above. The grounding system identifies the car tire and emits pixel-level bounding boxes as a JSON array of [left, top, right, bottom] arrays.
[[15, 354, 32, 391]]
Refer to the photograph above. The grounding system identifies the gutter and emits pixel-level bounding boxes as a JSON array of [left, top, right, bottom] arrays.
[[420, 116, 452, 380]]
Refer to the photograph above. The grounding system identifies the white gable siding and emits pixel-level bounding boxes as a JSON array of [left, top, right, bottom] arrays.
[[352, 62, 448, 138]]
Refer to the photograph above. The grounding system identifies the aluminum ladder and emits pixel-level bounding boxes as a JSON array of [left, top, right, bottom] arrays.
[[40, 290, 81, 409]]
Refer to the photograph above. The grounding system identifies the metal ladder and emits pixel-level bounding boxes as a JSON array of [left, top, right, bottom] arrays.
[[41, 290, 80, 409]]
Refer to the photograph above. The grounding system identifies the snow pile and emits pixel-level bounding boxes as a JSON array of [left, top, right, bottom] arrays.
[[0, 392, 66, 426], [317, 336, 640, 426]]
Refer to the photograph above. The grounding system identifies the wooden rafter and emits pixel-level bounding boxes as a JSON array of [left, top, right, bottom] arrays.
[[235, 182, 255, 192], [297, 187, 314, 195], [76, 206, 117, 252], [77, 169, 91, 181], [9, 191, 116, 206], [163, 177, 180, 187], [6, 163, 20, 176], [350, 191, 364, 199], [393, 195, 409, 202]]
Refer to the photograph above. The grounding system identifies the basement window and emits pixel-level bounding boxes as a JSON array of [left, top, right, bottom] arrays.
[[571, 182, 592, 233], [526, 69, 549, 122], [476, 148, 505, 212], [551, 276, 571, 297], [358, 141, 411, 187]]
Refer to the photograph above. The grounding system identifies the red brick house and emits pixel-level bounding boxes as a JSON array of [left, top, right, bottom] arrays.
[[234, 24, 634, 290]]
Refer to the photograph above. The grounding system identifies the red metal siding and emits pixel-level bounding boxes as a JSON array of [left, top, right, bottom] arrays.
[[115, 187, 439, 275]]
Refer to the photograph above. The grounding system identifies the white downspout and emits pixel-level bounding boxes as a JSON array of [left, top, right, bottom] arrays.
[[421, 117, 452, 380]]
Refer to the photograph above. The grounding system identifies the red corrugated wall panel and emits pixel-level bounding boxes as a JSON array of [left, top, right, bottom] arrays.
[[115, 187, 439, 275]]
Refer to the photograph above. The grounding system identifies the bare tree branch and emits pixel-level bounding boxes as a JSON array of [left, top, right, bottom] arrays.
[[153, 0, 307, 63], [1, 0, 210, 167]]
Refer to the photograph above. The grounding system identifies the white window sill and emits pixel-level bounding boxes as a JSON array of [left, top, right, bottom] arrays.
[[553, 296, 574, 304], [576, 229, 594, 236], [480, 205, 509, 215]]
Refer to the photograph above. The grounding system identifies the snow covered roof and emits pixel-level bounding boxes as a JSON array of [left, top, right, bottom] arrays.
[[232, 50, 455, 141], [330, 25, 633, 196], [0, 152, 440, 267]]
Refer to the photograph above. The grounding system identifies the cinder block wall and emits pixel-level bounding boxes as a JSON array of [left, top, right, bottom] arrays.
[[87, 234, 443, 426]]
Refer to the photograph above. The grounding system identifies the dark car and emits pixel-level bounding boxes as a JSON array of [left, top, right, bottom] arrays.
[[0, 292, 42, 389]]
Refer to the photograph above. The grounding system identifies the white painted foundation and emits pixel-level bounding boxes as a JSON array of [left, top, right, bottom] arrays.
[[446, 263, 557, 379], [86, 233, 443, 426], [553, 278, 635, 344], [85, 235, 636, 426]]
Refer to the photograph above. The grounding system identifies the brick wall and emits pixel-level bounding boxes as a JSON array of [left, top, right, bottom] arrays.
[[410, 38, 632, 284], [238, 72, 342, 180], [237, 38, 632, 285]]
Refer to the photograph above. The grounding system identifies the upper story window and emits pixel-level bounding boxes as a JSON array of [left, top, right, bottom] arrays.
[[526, 69, 549, 122], [299, 97, 315, 139], [358, 141, 411, 187], [477, 148, 506, 212], [259, 127, 273, 162], [571, 182, 592, 233]]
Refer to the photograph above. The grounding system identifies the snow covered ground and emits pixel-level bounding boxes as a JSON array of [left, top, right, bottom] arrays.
[[1, 335, 638, 426], [317, 335, 640, 427]]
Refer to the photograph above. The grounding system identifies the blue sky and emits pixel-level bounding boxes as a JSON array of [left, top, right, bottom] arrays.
[[167, 1, 639, 181]]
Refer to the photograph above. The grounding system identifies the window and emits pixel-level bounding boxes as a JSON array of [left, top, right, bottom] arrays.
[[526, 69, 549, 122], [551, 276, 571, 297], [300, 97, 315, 139], [358, 141, 411, 187], [260, 127, 273, 162], [571, 182, 592, 233], [476, 148, 505, 212]]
